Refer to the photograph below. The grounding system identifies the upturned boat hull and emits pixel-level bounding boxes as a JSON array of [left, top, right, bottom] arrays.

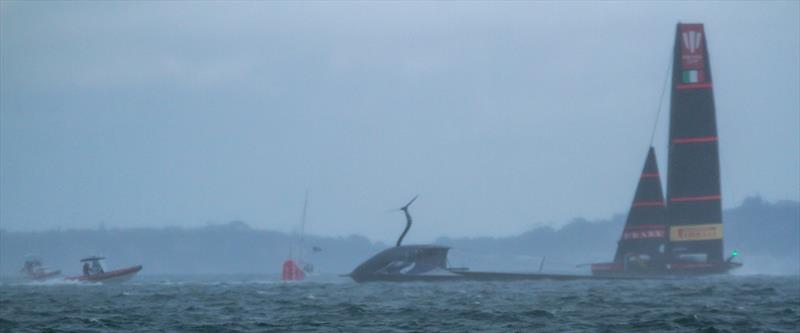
[[348, 245, 640, 283], [351, 270, 634, 283]]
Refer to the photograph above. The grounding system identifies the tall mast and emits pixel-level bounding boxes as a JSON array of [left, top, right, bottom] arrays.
[[666, 23, 724, 263]]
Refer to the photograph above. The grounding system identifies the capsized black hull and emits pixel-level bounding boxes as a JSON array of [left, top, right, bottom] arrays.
[[350, 270, 644, 283], [348, 245, 644, 283]]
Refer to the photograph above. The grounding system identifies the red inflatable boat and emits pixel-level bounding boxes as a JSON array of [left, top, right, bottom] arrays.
[[66, 256, 142, 284]]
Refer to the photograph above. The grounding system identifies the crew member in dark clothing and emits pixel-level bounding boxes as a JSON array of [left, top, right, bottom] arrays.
[[83, 262, 90, 276], [91, 261, 104, 274]]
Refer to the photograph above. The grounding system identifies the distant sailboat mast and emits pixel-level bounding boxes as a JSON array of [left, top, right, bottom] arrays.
[[282, 189, 310, 281], [299, 189, 309, 265]]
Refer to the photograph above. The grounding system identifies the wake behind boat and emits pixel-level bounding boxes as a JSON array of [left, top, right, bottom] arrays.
[[66, 256, 142, 284]]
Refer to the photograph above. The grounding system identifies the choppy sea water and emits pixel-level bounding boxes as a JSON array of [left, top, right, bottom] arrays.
[[1, 275, 798, 332]]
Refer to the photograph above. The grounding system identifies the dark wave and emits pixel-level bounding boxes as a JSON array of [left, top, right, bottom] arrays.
[[1, 275, 797, 332]]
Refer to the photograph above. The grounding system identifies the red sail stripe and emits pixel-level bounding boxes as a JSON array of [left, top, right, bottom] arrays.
[[676, 82, 713, 90], [670, 195, 721, 203], [673, 136, 718, 144], [624, 224, 666, 230], [632, 201, 664, 207], [640, 173, 660, 178]]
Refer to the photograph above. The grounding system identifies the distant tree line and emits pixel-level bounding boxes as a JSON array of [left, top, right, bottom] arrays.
[[1, 196, 796, 276]]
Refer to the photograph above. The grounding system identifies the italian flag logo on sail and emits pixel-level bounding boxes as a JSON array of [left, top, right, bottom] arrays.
[[682, 70, 704, 83]]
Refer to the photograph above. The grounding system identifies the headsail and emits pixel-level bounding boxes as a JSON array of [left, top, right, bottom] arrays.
[[666, 23, 724, 264], [613, 147, 668, 267]]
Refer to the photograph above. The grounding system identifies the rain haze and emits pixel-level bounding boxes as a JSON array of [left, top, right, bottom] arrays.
[[1, 1, 798, 245], [2, 2, 800, 332]]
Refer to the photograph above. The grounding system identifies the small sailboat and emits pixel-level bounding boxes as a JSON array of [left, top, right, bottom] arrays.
[[66, 256, 142, 283], [21, 256, 61, 281], [281, 190, 316, 281], [591, 23, 742, 276]]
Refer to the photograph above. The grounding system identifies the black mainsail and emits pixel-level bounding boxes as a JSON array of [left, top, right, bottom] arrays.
[[666, 23, 725, 267]]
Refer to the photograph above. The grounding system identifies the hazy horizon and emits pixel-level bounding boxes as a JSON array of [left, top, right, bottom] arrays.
[[2, 195, 795, 239], [2, 196, 797, 277], [2, 1, 798, 244]]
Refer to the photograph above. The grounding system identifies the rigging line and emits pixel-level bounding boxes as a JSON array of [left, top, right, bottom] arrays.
[[648, 58, 672, 147], [300, 189, 309, 240], [299, 189, 310, 262]]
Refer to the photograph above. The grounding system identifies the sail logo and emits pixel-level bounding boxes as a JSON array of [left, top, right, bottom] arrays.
[[682, 31, 703, 54], [680, 27, 705, 70], [670, 224, 723, 242], [622, 226, 666, 240]]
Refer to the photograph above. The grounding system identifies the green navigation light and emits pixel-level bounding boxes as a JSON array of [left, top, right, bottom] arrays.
[[732, 250, 738, 257]]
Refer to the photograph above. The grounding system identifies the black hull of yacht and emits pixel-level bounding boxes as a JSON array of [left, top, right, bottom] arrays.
[[350, 270, 645, 283], [591, 261, 742, 278]]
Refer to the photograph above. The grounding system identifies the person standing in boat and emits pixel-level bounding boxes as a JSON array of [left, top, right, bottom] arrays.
[[82, 262, 90, 276], [91, 260, 104, 275]]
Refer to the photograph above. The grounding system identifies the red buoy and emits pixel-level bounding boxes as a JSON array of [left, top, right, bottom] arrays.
[[282, 259, 305, 281]]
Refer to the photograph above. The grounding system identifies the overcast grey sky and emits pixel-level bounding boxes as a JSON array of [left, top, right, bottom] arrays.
[[1, 1, 798, 243]]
